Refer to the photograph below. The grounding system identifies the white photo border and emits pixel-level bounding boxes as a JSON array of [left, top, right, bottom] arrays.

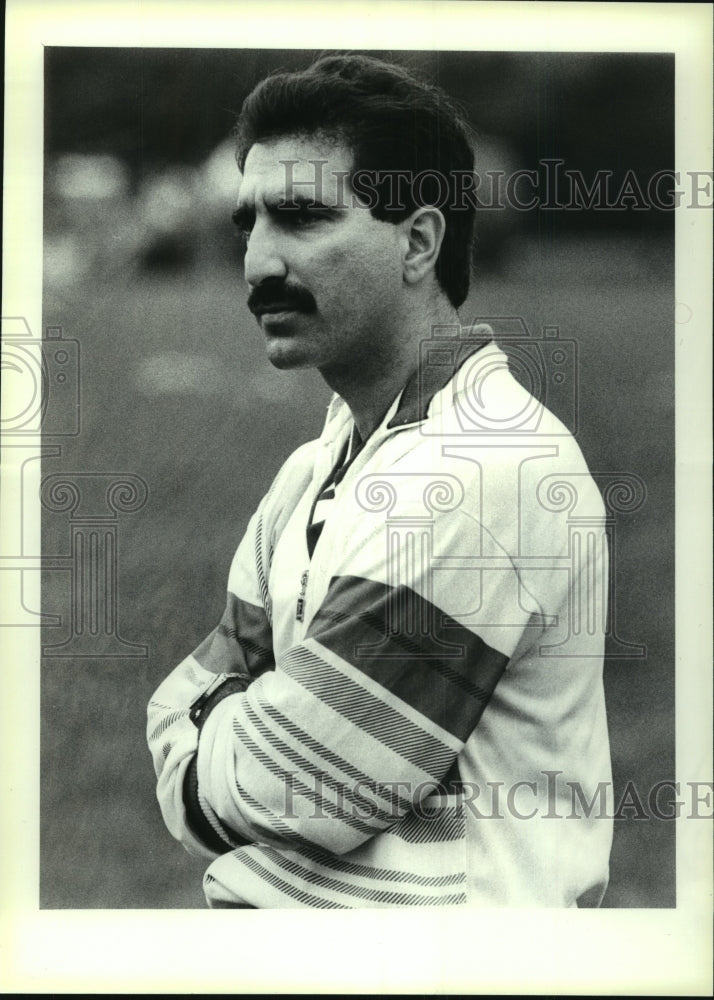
[[1, 0, 712, 994]]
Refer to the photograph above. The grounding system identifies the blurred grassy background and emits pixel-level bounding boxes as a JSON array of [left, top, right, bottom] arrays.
[[40, 49, 674, 908]]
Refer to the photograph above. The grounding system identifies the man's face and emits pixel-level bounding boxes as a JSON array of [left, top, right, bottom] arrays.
[[235, 134, 407, 375]]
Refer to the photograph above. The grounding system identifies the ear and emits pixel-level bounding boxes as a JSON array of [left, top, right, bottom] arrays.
[[401, 207, 446, 287]]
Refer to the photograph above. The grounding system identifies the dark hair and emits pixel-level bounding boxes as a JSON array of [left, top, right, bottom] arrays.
[[235, 54, 476, 308]]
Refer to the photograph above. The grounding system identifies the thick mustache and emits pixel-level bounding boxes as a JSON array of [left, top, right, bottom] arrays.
[[247, 279, 317, 317]]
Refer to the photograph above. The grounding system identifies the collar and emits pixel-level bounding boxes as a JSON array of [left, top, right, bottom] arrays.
[[387, 323, 493, 429], [320, 323, 494, 446]]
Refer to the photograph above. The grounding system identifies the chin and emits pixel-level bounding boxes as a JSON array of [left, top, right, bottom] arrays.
[[265, 343, 315, 371]]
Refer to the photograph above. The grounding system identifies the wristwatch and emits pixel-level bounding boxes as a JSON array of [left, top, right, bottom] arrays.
[[188, 671, 250, 730]]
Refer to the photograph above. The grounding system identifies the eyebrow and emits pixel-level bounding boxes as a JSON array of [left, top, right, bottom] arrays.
[[232, 194, 339, 230]]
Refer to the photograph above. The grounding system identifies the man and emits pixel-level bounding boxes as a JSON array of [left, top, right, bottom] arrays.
[[147, 54, 613, 908]]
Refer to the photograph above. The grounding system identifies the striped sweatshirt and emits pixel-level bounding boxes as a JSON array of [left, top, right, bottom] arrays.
[[147, 333, 613, 908]]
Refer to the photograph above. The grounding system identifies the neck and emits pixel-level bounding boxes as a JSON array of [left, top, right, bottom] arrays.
[[319, 297, 461, 440]]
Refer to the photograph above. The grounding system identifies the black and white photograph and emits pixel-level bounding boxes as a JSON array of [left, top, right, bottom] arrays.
[[1, 0, 712, 994]]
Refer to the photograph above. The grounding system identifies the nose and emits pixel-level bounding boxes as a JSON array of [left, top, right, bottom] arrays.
[[243, 218, 287, 288]]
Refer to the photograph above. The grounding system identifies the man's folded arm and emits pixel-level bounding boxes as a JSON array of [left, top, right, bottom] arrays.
[[148, 503, 535, 860], [145, 588, 276, 858]]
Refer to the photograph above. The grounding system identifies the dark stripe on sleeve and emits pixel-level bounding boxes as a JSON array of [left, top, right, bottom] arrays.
[[306, 575, 508, 742], [183, 755, 248, 854], [253, 847, 467, 906], [192, 594, 274, 678]]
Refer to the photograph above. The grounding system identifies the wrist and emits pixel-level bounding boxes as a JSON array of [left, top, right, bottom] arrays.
[[189, 672, 250, 730]]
